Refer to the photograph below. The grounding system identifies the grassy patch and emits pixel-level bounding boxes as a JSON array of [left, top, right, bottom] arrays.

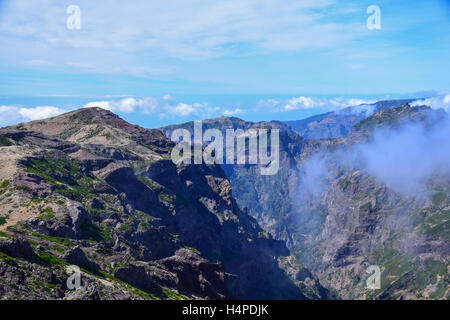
[[27, 239, 39, 246], [359, 202, 372, 212], [161, 286, 188, 300], [81, 224, 114, 243], [37, 250, 66, 266], [422, 209, 450, 240], [39, 207, 55, 220], [133, 210, 158, 232], [118, 222, 134, 234], [108, 277, 160, 300], [16, 185, 33, 193], [158, 193, 173, 203], [31, 232, 74, 247], [136, 175, 159, 191], [22, 155, 97, 201], [79, 125, 105, 142], [338, 177, 351, 191], [431, 192, 446, 206], [0, 251, 14, 263], [0, 135, 12, 146], [68, 109, 94, 125], [0, 231, 12, 238], [52, 245, 66, 253], [182, 246, 200, 255], [0, 180, 10, 189], [137, 221, 150, 232]]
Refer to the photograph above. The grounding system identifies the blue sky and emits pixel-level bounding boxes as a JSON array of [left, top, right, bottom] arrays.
[[0, 0, 449, 128]]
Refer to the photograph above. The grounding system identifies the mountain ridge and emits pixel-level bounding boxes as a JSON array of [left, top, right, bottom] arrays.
[[159, 102, 449, 299], [284, 99, 416, 139], [0, 107, 329, 300]]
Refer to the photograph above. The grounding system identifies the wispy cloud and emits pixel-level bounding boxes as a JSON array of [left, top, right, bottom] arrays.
[[223, 108, 245, 116], [84, 97, 158, 114], [256, 96, 376, 113], [25, 59, 52, 66], [18, 106, 64, 120], [83, 96, 220, 118], [0, 1, 447, 96], [298, 113, 450, 199], [0, 105, 64, 127], [0, 94, 223, 127], [411, 92, 450, 112], [0, 0, 360, 70]]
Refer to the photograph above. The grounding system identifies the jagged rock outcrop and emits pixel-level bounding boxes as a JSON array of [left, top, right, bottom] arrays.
[[27, 201, 92, 239], [63, 246, 100, 271], [114, 264, 161, 294], [0, 237, 38, 261], [149, 248, 228, 300]]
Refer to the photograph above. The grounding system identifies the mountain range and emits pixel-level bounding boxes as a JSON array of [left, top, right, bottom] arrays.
[[284, 99, 416, 139], [0, 99, 448, 300]]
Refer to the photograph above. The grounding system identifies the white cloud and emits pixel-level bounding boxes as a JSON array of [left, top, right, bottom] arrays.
[[411, 92, 450, 112], [84, 97, 158, 114], [25, 59, 52, 66], [18, 106, 64, 120], [223, 108, 245, 116], [0, 106, 23, 126], [0, 0, 360, 67], [162, 102, 219, 117], [256, 96, 377, 112], [330, 98, 377, 108], [1, 95, 221, 127], [169, 103, 198, 116], [283, 96, 322, 111], [342, 104, 376, 115], [0, 105, 65, 127], [300, 116, 450, 200], [84, 96, 218, 118], [162, 94, 174, 101], [355, 117, 450, 196]]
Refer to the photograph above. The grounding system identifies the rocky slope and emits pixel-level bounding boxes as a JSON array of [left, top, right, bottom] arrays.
[[161, 103, 449, 299], [0, 108, 326, 300], [293, 105, 449, 299]]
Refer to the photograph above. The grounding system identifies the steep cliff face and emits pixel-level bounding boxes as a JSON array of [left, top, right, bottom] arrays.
[[291, 105, 450, 299], [307, 168, 449, 299], [0, 108, 316, 300], [161, 103, 449, 300]]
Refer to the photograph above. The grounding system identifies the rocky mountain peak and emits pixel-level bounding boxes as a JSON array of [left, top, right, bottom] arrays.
[[8, 107, 173, 158]]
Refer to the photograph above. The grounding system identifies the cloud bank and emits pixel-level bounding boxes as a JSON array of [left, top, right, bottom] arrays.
[[0, 105, 64, 127], [411, 92, 450, 112], [83, 96, 219, 119], [0, 95, 220, 127], [256, 96, 377, 113], [298, 112, 450, 199], [223, 108, 245, 116], [0, 0, 358, 63], [356, 116, 450, 195]]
